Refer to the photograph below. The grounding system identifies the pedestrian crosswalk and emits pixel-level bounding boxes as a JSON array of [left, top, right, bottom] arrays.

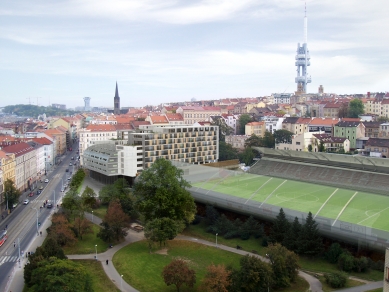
[[0, 255, 19, 266]]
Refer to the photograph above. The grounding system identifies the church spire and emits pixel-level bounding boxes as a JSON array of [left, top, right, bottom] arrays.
[[114, 81, 120, 115]]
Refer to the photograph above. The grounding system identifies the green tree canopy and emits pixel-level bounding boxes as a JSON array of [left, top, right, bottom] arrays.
[[297, 212, 324, 256], [261, 131, 275, 148], [238, 147, 258, 166], [244, 134, 262, 148], [29, 258, 93, 292], [348, 99, 364, 118], [144, 217, 183, 250], [3, 104, 80, 118], [4, 179, 20, 209], [273, 129, 294, 144], [269, 208, 290, 245], [134, 158, 196, 224], [238, 114, 252, 135], [218, 141, 238, 161]]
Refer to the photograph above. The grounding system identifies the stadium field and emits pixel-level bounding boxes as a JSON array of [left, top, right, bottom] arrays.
[[192, 172, 389, 232]]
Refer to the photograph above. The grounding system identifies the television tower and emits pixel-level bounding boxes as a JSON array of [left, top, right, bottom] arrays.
[[295, 3, 311, 94], [83, 97, 91, 111]]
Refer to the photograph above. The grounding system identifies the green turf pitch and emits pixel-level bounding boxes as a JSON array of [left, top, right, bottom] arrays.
[[192, 172, 389, 232]]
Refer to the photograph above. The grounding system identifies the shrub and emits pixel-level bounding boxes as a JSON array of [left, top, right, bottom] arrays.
[[240, 231, 250, 240], [353, 256, 369, 273], [369, 259, 384, 272], [261, 236, 269, 247], [325, 243, 344, 264], [324, 271, 348, 288], [191, 215, 202, 225], [337, 252, 354, 272]]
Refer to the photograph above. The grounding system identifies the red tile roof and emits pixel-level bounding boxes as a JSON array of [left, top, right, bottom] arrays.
[[2, 142, 35, 157]]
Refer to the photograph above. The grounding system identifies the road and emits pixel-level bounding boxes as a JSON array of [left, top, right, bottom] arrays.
[[0, 147, 79, 292]]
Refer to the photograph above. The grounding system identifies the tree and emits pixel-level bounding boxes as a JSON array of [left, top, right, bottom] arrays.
[[62, 189, 82, 220], [261, 131, 275, 148], [162, 259, 196, 292], [244, 134, 262, 148], [238, 147, 257, 166], [273, 129, 294, 144], [3, 179, 20, 209], [74, 217, 93, 240], [283, 217, 301, 252], [297, 212, 324, 256], [269, 208, 290, 245], [81, 186, 97, 209], [205, 205, 220, 225], [200, 264, 231, 292], [230, 255, 272, 292], [134, 158, 196, 234], [348, 99, 364, 118], [318, 140, 326, 152], [267, 243, 299, 288], [238, 114, 252, 135], [307, 144, 313, 152], [29, 258, 93, 292], [218, 141, 238, 161], [325, 242, 344, 264], [144, 218, 183, 251], [211, 118, 234, 142], [101, 200, 130, 241], [49, 213, 77, 246]]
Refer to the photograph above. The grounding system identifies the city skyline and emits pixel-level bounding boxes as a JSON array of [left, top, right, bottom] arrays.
[[1, 0, 388, 108]]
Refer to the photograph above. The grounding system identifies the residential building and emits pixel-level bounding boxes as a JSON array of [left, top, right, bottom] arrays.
[[2, 142, 37, 192], [363, 121, 380, 138], [262, 114, 284, 133], [245, 122, 266, 137], [311, 134, 350, 153], [225, 135, 249, 150], [364, 138, 389, 158], [379, 123, 389, 138], [273, 93, 292, 104], [334, 121, 365, 149], [27, 140, 45, 180], [176, 106, 223, 125], [308, 117, 339, 135], [31, 138, 55, 173], [44, 128, 67, 156]]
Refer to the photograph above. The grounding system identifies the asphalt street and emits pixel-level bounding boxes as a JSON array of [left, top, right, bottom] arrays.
[[0, 146, 79, 292]]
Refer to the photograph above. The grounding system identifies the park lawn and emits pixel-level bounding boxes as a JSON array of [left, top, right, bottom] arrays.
[[182, 221, 267, 256], [72, 259, 120, 292], [113, 240, 243, 292], [319, 275, 365, 292], [365, 289, 383, 292], [92, 205, 108, 220], [63, 224, 108, 255]]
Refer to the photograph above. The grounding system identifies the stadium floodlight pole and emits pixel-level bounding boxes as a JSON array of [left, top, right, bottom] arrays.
[[32, 207, 39, 235]]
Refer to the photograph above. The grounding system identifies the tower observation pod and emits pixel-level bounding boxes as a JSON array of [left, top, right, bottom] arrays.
[[295, 5, 311, 94]]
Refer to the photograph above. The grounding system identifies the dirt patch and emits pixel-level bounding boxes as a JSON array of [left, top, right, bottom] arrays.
[[155, 248, 168, 255]]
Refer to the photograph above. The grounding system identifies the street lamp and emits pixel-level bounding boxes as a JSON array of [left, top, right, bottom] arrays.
[[32, 207, 39, 235], [95, 245, 97, 260], [121, 275, 123, 291], [92, 211, 94, 223], [216, 233, 218, 248]]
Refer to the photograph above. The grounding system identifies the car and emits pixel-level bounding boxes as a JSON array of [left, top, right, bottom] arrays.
[[71, 157, 74, 160], [23, 199, 29, 205], [39, 186, 44, 190], [69, 162, 72, 166], [12, 202, 18, 209], [44, 179, 49, 183], [67, 177, 71, 181], [65, 168, 69, 172], [46, 203, 53, 208], [37, 190, 42, 195], [28, 192, 34, 197], [61, 187, 65, 192]]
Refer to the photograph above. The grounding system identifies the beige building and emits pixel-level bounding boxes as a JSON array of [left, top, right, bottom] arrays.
[[245, 122, 266, 137], [0, 150, 16, 208], [225, 135, 249, 150], [176, 106, 224, 125], [2, 142, 37, 192], [44, 128, 67, 156]]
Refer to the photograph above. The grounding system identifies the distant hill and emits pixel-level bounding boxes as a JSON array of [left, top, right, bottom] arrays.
[[3, 104, 80, 118]]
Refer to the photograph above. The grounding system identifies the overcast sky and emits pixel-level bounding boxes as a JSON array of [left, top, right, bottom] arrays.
[[1, 0, 388, 109]]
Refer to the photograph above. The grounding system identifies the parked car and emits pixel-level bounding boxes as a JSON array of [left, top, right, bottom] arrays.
[[37, 190, 42, 195], [67, 177, 71, 181], [39, 186, 44, 190], [71, 157, 74, 160], [23, 199, 29, 205], [69, 163, 72, 166], [28, 192, 34, 197], [44, 179, 49, 183], [65, 168, 69, 172], [61, 187, 65, 192], [46, 203, 53, 208]]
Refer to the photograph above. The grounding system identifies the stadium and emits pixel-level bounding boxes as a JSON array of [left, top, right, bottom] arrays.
[[178, 148, 389, 251]]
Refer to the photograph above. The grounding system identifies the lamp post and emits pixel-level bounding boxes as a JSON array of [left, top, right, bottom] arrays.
[[121, 275, 123, 291], [92, 210, 94, 223], [95, 244, 97, 260], [216, 233, 218, 248], [32, 207, 39, 235]]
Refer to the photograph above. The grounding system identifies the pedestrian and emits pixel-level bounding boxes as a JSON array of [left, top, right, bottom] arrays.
[[106, 260, 108, 265], [13, 242, 15, 248], [5, 224, 7, 229], [40, 231, 42, 237]]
